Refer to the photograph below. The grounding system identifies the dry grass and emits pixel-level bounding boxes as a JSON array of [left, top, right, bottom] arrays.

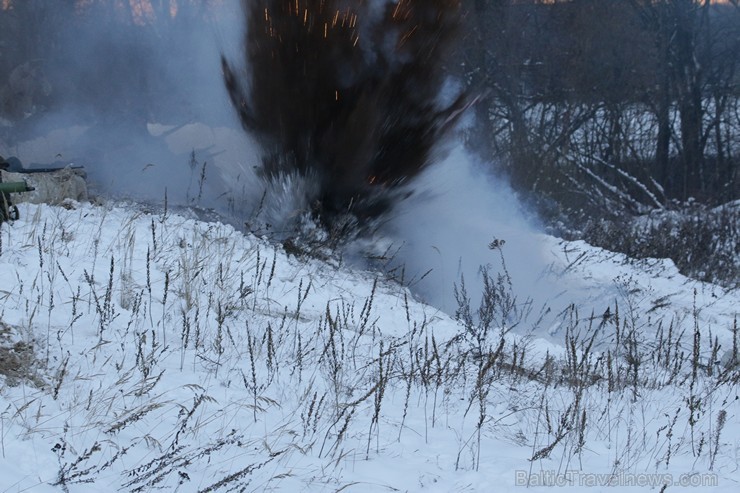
[[0, 321, 44, 387]]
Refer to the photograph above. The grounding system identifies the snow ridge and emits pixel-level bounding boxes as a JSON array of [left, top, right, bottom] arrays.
[[0, 202, 737, 492]]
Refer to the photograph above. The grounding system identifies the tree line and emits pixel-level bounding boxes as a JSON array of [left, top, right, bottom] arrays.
[[2, 0, 738, 221], [461, 0, 740, 222]]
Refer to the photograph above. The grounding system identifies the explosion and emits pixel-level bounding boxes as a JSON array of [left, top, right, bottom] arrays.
[[222, 0, 468, 232]]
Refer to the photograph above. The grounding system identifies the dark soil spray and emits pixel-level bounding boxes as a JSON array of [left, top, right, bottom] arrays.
[[221, 0, 469, 231]]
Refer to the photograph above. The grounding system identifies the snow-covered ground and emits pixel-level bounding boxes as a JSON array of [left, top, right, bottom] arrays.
[[0, 200, 737, 492]]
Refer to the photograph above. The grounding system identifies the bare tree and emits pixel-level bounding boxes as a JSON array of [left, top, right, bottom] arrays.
[[462, 0, 738, 218], [625, 0, 740, 200]]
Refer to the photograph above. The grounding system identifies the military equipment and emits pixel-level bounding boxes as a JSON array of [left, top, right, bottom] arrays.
[[6, 164, 85, 174], [0, 155, 87, 216], [1, 155, 39, 221], [0, 181, 34, 194], [1, 156, 83, 174], [0, 180, 35, 222]]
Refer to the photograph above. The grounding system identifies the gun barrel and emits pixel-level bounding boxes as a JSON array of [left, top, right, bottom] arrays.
[[0, 181, 35, 193], [12, 165, 85, 174]]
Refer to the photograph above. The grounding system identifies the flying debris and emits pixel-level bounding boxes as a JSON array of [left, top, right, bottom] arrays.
[[222, 0, 469, 232]]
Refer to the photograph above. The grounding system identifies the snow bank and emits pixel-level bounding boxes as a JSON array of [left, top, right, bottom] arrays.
[[0, 202, 737, 492]]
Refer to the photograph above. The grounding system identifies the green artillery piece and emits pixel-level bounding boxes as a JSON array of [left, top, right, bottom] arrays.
[[1, 154, 84, 221], [0, 180, 35, 222], [1, 156, 36, 222]]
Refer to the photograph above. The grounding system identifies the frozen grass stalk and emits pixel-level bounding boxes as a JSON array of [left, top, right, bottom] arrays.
[[161, 270, 170, 347]]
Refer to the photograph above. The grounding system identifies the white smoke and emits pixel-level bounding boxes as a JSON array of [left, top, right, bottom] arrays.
[[3, 1, 586, 330], [374, 145, 568, 322], [2, 0, 254, 214]]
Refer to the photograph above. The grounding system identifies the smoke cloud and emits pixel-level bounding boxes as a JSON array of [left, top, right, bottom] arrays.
[[368, 146, 555, 316], [371, 144, 625, 339], [1, 0, 256, 212], [1, 1, 596, 327], [216, 0, 573, 321]]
